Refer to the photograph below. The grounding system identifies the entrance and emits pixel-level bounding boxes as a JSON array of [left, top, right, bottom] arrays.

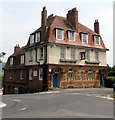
[[53, 74, 59, 87], [100, 75, 104, 85]]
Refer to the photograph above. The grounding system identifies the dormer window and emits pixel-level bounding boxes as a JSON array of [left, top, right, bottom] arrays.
[[81, 33, 88, 44], [20, 54, 25, 64], [10, 57, 13, 65], [56, 29, 64, 40], [30, 34, 34, 44], [68, 31, 75, 42], [35, 32, 40, 42], [94, 35, 100, 45]]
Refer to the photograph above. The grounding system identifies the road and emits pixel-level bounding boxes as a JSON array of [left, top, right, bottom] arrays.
[[2, 88, 114, 118]]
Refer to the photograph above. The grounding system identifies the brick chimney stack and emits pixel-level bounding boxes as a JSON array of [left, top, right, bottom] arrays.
[[94, 19, 100, 34], [41, 6, 47, 42], [14, 44, 20, 53], [67, 8, 78, 32]]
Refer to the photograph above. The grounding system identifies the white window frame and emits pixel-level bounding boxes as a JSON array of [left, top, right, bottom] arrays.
[[20, 54, 24, 64], [95, 51, 99, 61], [81, 33, 88, 44], [40, 48, 44, 59], [20, 70, 23, 80], [85, 50, 90, 60], [56, 29, 64, 41], [30, 34, 34, 44], [60, 47, 65, 59], [29, 50, 33, 61], [39, 68, 43, 80], [29, 69, 33, 80], [94, 36, 100, 45], [10, 57, 13, 65], [71, 48, 76, 59], [35, 32, 40, 42], [68, 31, 75, 42], [87, 73, 93, 80], [67, 69, 76, 81]]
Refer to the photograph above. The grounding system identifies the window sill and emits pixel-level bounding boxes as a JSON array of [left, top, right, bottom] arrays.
[[60, 59, 77, 63], [85, 60, 100, 64]]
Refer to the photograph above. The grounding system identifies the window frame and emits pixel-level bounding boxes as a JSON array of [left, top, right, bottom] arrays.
[[35, 32, 40, 43], [20, 54, 25, 64], [40, 47, 44, 59], [20, 70, 23, 80], [67, 69, 76, 81], [39, 68, 43, 80], [29, 69, 33, 80], [94, 35, 100, 45], [81, 33, 88, 44], [56, 29, 64, 41], [71, 48, 76, 59], [30, 34, 34, 44], [10, 57, 13, 65], [60, 47, 66, 59], [95, 51, 99, 61], [29, 50, 33, 61], [68, 31, 75, 42]]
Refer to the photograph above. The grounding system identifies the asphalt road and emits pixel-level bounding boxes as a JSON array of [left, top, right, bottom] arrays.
[[2, 88, 114, 118]]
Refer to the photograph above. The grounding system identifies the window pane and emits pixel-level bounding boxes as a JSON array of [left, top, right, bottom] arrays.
[[30, 35, 34, 44], [29, 69, 33, 80], [69, 31, 74, 41], [21, 55, 24, 64], [71, 48, 76, 59], [95, 51, 99, 61], [82, 34, 88, 43], [40, 48, 43, 59], [36, 32, 40, 42], [60, 47, 65, 59], [39, 68, 43, 80], [56, 29, 63, 40]]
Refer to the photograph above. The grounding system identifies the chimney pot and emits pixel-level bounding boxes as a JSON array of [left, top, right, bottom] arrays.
[[14, 44, 20, 53]]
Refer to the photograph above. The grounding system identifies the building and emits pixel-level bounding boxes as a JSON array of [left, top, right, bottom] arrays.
[[3, 6, 108, 94]]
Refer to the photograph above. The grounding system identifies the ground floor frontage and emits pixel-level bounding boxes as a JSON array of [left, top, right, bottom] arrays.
[[3, 64, 107, 94]]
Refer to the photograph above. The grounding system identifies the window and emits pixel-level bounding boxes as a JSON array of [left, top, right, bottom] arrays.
[[30, 34, 34, 44], [29, 50, 33, 61], [67, 69, 76, 81], [87, 73, 93, 80], [39, 68, 43, 80], [20, 70, 23, 80], [10, 57, 13, 65], [60, 47, 65, 59], [20, 55, 24, 64], [81, 33, 88, 44], [85, 51, 90, 60], [40, 48, 43, 59], [95, 51, 99, 61], [68, 31, 75, 42], [94, 36, 100, 45], [56, 29, 63, 40], [80, 72, 84, 80], [29, 69, 33, 80], [71, 48, 76, 59], [35, 32, 40, 42], [87, 70, 93, 80], [9, 71, 12, 79], [80, 52, 85, 60], [80, 51, 89, 60]]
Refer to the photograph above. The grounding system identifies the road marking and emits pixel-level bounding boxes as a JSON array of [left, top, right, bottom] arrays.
[[19, 107, 27, 111], [0, 102, 6, 108], [12, 99, 22, 102]]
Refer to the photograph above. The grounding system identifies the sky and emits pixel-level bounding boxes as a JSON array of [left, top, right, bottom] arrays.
[[0, 0, 114, 66]]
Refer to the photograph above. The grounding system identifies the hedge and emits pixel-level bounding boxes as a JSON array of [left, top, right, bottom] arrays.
[[104, 76, 115, 88]]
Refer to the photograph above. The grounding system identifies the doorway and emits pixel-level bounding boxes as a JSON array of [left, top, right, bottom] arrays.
[[53, 74, 59, 87]]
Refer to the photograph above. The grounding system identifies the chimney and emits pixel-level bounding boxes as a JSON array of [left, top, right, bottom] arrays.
[[14, 44, 20, 53], [41, 6, 47, 42], [41, 6, 47, 27], [94, 19, 100, 34], [67, 8, 78, 32]]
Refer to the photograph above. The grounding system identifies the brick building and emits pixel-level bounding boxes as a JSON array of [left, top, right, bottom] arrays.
[[3, 6, 108, 94]]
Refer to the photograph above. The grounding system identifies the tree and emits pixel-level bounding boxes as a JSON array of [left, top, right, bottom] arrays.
[[0, 52, 6, 63]]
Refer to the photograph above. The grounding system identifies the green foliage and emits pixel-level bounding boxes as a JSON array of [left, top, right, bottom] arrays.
[[104, 76, 115, 88]]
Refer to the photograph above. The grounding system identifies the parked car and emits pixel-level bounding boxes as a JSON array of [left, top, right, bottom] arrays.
[[113, 83, 115, 91]]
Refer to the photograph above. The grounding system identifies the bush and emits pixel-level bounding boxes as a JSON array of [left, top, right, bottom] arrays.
[[104, 76, 115, 88]]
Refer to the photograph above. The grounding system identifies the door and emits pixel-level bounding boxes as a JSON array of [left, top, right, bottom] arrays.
[[53, 74, 59, 87], [100, 75, 104, 85]]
